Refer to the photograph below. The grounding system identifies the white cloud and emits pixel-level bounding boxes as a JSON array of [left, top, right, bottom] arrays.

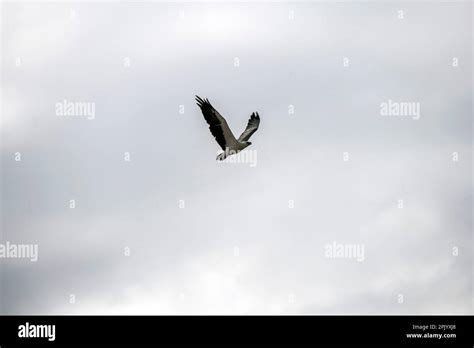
[[1, 1, 471, 315]]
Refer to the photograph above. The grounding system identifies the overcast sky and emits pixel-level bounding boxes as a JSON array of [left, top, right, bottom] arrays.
[[1, 1, 472, 314]]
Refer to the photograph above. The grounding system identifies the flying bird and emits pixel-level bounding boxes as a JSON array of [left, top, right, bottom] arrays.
[[195, 96, 260, 161]]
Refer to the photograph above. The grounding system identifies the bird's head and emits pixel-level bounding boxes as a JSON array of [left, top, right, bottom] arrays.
[[246, 141, 252, 146]]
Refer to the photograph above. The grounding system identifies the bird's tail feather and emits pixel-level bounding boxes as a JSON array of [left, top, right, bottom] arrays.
[[216, 152, 228, 161]]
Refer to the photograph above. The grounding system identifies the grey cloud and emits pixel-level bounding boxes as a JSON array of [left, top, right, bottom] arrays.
[[1, 1, 471, 314]]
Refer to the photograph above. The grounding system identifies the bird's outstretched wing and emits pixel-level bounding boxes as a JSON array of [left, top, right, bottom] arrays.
[[238, 112, 260, 142], [195, 96, 239, 151]]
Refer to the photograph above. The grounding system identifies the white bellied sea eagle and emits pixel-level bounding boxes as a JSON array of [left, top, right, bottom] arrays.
[[195, 95, 260, 161]]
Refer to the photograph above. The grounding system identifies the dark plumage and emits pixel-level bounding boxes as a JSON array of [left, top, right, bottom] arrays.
[[195, 96, 261, 161]]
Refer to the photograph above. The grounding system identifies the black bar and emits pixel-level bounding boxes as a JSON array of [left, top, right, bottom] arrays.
[[0, 315, 472, 346]]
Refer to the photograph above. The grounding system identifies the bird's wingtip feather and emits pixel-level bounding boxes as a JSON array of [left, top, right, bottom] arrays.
[[195, 95, 205, 107]]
